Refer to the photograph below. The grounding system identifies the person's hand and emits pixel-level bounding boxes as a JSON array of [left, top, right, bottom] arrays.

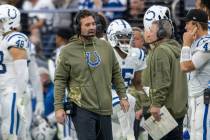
[[120, 98, 130, 112], [55, 109, 66, 124], [135, 109, 143, 120], [150, 106, 161, 122], [183, 27, 197, 46], [34, 101, 44, 116]]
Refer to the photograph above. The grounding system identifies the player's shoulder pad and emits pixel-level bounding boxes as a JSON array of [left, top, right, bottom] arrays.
[[5, 32, 30, 50], [130, 48, 146, 61], [196, 35, 210, 52]]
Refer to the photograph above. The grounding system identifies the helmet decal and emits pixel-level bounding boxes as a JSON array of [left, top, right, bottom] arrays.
[[8, 9, 17, 20], [145, 10, 155, 21]]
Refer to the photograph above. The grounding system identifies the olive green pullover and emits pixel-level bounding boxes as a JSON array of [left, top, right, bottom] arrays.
[[54, 36, 126, 115]]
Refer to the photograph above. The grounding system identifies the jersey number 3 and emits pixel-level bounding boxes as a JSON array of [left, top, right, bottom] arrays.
[[0, 51, 6, 74]]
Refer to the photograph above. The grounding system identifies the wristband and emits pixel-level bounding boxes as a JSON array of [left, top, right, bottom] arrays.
[[180, 46, 192, 62]]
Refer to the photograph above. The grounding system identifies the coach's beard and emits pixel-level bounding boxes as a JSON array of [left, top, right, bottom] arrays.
[[81, 30, 96, 39]]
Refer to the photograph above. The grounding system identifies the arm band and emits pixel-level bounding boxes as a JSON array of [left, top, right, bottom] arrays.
[[14, 59, 29, 97], [180, 46, 192, 62]]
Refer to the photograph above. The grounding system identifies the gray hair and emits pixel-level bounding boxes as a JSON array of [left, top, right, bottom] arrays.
[[132, 27, 144, 37]]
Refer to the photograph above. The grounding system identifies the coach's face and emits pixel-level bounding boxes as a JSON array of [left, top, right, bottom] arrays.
[[80, 16, 96, 38]]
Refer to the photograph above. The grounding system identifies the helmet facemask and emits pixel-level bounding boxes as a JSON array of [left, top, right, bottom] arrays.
[[0, 16, 8, 34], [107, 19, 133, 54], [116, 32, 133, 54]]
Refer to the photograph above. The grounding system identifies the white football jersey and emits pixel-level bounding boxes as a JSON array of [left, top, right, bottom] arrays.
[[188, 34, 210, 96], [0, 32, 30, 89], [114, 47, 146, 87]]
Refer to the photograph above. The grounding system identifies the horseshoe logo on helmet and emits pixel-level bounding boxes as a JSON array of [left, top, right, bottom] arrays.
[[145, 10, 155, 21], [8, 9, 17, 19]]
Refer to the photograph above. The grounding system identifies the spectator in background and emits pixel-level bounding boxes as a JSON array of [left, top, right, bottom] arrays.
[[0, 0, 6, 4], [23, 0, 55, 58], [53, 0, 79, 29], [79, 0, 102, 9], [124, 0, 145, 28], [195, 0, 201, 9], [102, 0, 126, 21]]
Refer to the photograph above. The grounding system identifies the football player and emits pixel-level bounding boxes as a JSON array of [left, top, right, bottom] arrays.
[[181, 9, 210, 140], [106, 19, 146, 140], [0, 4, 31, 140]]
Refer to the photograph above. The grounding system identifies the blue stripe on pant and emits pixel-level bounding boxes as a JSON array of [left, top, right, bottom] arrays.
[[203, 104, 209, 140], [10, 93, 16, 134], [9, 93, 20, 135]]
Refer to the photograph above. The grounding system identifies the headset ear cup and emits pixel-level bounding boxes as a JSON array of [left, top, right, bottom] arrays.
[[157, 20, 167, 39], [74, 12, 81, 34], [157, 28, 166, 39], [76, 23, 80, 34], [74, 24, 79, 34]]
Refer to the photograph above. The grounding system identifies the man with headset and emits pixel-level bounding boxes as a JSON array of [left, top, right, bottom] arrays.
[[135, 6, 188, 140], [54, 9, 129, 140]]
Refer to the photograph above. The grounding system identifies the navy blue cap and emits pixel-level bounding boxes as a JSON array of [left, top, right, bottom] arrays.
[[183, 9, 208, 23]]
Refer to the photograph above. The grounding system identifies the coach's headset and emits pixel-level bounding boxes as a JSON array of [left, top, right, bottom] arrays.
[[156, 19, 174, 40], [74, 10, 103, 35]]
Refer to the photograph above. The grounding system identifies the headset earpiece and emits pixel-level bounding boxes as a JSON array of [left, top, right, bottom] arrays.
[[157, 19, 167, 39], [74, 12, 81, 34]]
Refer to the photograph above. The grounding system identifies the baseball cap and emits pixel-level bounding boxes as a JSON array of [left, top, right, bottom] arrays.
[[183, 9, 208, 23]]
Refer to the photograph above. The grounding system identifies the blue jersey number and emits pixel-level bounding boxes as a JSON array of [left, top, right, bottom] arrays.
[[121, 68, 134, 87], [203, 43, 208, 52], [0, 51, 6, 74], [16, 40, 25, 48]]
